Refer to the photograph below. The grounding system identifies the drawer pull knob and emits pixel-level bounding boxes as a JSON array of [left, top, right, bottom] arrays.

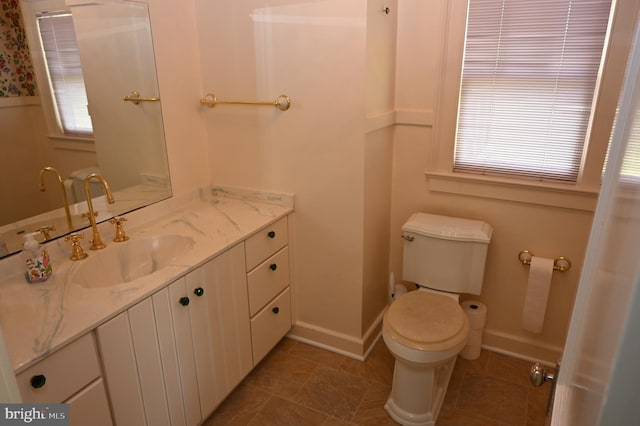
[[272, 307, 280, 314], [179, 296, 190, 306], [194, 287, 204, 297], [267, 231, 276, 238], [269, 263, 278, 271], [30, 374, 46, 389]]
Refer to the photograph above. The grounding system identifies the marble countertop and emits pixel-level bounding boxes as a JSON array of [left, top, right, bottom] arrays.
[[0, 186, 293, 373]]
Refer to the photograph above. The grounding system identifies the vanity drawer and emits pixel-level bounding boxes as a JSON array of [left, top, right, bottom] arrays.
[[251, 287, 291, 364], [66, 378, 112, 426], [247, 246, 290, 316], [17, 333, 101, 404], [245, 217, 288, 271]]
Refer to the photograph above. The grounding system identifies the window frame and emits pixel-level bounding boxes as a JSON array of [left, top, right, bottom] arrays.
[[20, 0, 95, 150], [37, 11, 93, 137], [427, 0, 637, 211]]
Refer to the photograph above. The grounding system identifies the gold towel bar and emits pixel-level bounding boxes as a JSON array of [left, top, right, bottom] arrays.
[[123, 91, 160, 105], [200, 93, 291, 111], [518, 250, 571, 272]]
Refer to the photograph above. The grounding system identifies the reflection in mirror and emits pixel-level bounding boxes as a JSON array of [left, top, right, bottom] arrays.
[[0, 0, 171, 258]]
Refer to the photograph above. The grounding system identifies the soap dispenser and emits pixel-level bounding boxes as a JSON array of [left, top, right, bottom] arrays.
[[22, 232, 52, 283]]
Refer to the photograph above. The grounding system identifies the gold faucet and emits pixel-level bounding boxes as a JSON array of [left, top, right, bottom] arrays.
[[39, 166, 73, 232], [84, 173, 115, 250]]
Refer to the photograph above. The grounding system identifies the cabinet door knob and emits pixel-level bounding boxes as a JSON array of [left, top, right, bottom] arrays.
[[194, 287, 204, 297], [269, 263, 278, 271], [272, 307, 280, 314], [267, 231, 276, 238], [30, 374, 46, 389], [179, 296, 190, 306]]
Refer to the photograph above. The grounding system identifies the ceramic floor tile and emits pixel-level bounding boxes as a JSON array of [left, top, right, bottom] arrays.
[[294, 365, 370, 421], [350, 381, 397, 425], [487, 351, 537, 387], [203, 384, 271, 425], [248, 396, 328, 426], [338, 340, 394, 387], [526, 385, 552, 426], [437, 403, 513, 426], [244, 349, 318, 399], [209, 338, 546, 426], [454, 350, 491, 375], [456, 374, 528, 425], [288, 340, 350, 368], [322, 417, 358, 426]]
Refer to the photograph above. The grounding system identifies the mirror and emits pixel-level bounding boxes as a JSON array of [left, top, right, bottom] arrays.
[[0, 0, 171, 258]]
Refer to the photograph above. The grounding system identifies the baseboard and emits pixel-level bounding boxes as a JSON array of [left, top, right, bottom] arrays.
[[288, 308, 386, 361], [482, 328, 563, 366], [288, 318, 562, 366]]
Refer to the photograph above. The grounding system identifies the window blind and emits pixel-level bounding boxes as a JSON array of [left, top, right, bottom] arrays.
[[454, 0, 612, 182], [37, 12, 92, 135]]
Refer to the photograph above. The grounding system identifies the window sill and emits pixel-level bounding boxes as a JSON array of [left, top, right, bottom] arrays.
[[50, 135, 96, 152], [425, 171, 599, 211]]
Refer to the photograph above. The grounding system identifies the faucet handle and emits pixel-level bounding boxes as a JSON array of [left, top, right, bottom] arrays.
[[109, 217, 129, 242], [37, 226, 55, 241], [64, 233, 88, 261]]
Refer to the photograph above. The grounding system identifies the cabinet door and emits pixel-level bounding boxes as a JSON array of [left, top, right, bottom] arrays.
[[151, 287, 190, 426], [166, 279, 202, 426], [96, 312, 146, 426], [128, 298, 171, 426], [187, 243, 252, 418]]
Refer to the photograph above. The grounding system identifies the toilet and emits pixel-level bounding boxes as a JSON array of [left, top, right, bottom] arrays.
[[383, 212, 492, 426], [64, 167, 105, 204]]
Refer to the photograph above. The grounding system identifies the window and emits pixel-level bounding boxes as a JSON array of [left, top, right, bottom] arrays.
[[37, 12, 92, 135], [454, 0, 613, 183]]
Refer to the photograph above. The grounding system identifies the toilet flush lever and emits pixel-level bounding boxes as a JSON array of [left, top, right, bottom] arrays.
[[401, 234, 415, 242]]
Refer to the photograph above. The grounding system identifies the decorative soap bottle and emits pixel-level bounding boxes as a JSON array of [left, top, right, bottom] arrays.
[[22, 232, 52, 283]]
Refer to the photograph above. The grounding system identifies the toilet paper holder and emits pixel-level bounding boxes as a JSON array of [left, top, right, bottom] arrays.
[[518, 250, 571, 272]]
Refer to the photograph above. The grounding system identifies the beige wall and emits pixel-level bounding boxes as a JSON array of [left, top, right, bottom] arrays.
[[0, 99, 101, 224], [193, 1, 373, 354], [143, 0, 635, 362], [0, 102, 49, 224], [390, 0, 637, 363], [390, 121, 594, 362], [147, 0, 210, 196]]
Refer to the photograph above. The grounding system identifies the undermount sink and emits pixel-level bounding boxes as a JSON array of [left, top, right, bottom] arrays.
[[71, 234, 195, 288]]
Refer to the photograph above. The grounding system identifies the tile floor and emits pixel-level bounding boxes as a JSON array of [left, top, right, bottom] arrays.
[[203, 337, 551, 425]]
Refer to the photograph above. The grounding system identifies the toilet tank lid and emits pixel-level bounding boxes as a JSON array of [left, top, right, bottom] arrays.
[[402, 213, 492, 243]]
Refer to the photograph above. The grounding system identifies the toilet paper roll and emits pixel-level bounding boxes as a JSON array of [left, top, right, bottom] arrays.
[[521, 256, 554, 333], [460, 328, 483, 360], [393, 283, 408, 300], [461, 300, 487, 330]]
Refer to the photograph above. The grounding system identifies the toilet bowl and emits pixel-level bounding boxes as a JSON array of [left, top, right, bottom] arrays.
[[383, 213, 492, 426], [382, 290, 469, 425]]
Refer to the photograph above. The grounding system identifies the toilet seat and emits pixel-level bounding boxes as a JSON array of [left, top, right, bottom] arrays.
[[383, 291, 469, 362]]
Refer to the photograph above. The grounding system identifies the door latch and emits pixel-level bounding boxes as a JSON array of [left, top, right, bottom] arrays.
[[529, 362, 560, 417]]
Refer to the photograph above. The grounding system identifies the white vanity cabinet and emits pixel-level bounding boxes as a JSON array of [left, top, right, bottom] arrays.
[[245, 217, 292, 364], [96, 242, 252, 425], [16, 332, 112, 426], [181, 242, 252, 417]]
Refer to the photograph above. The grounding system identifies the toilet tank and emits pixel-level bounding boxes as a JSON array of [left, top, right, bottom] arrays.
[[402, 213, 492, 295]]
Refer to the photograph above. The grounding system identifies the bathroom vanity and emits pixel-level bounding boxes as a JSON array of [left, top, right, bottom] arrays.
[[0, 187, 294, 425]]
